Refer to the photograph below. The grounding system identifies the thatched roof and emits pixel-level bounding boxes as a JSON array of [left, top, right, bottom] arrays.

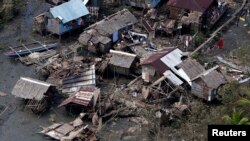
[[12, 77, 52, 100]]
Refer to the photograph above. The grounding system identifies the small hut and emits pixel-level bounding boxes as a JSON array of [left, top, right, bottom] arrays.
[[12, 77, 56, 114], [109, 50, 137, 75], [191, 66, 226, 101], [78, 9, 138, 54]]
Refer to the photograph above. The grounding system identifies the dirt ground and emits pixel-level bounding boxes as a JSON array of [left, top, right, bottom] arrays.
[[0, 1, 250, 141]]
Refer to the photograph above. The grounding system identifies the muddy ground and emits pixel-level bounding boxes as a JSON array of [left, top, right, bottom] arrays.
[[0, 1, 74, 141], [0, 1, 249, 141]]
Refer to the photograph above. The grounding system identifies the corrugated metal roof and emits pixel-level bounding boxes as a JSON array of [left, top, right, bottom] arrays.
[[62, 69, 96, 88], [59, 87, 100, 107], [141, 47, 176, 65], [201, 70, 226, 88], [62, 64, 96, 94], [12, 77, 52, 100], [167, 0, 214, 12], [85, 9, 138, 35], [141, 48, 180, 74], [160, 48, 183, 68], [192, 66, 226, 88], [163, 70, 183, 86], [177, 59, 205, 80], [109, 50, 136, 68], [95, 9, 138, 35], [50, 0, 89, 24]]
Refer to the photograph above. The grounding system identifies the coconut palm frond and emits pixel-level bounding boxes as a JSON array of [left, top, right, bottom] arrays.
[[236, 98, 250, 106]]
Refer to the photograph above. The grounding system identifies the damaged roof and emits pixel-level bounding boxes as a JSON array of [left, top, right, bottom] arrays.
[[141, 47, 176, 65], [140, 47, 179, 74], [167, 0, 214, 12], [83, 9, 137, 35], [177, 59, 205, 80], [109, 50, 136, 69], [59, 87, 100, 107], [192, 66, 226, 88], [93, 9, 137, 35], [78, 9, 137, 45], [62, 64, 96, 95], [50, 0, 89, 24], [12, 77, 52, 101]]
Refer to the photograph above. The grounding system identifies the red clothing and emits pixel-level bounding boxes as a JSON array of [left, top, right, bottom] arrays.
[[218, 39, 224, 49]]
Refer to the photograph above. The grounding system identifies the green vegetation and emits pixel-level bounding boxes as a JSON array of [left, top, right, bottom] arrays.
[[193, 34, 205, 47], [222, 108, 250, 125], [49, 114, 56, 123], [191, 52, 207, 65], [237, 98, 250, 105], [0, 0, 23, 30], [235, 45, 250, 67]]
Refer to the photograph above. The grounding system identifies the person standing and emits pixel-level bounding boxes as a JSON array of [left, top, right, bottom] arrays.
[[218, 38, 224, 49]]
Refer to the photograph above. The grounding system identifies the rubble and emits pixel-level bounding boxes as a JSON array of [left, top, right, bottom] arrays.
[[40, 114, 97, 141], [78, 9, 138, 54], [59, 87, 100, 112], [7, 0, 250, 140]]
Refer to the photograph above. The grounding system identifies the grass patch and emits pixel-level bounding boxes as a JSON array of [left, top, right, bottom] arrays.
[[235, 45, 250, 67]]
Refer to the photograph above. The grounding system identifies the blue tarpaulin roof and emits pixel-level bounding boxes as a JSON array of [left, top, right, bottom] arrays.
[[50, 0, 89, 24]]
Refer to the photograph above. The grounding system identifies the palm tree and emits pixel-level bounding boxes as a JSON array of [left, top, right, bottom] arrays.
[[222, 108, 250, 125], [237, 98, 250, 105], [237, 89, 250, 105]]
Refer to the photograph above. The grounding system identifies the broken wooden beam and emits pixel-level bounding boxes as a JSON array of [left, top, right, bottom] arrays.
[[127, 75, 142, 87], [150, 87, 179, 104], [150, 76, 167, 87]]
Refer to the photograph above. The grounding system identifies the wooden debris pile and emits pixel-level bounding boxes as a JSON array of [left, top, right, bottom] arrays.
[[40, 114, 97, 141]]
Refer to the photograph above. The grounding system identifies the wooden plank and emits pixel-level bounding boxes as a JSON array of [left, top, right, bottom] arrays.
[[150, 76, 167, 87], [150, 87, 179, 104]]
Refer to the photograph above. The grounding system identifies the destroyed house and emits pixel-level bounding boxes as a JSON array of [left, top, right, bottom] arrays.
[[141, 47, 185, 84], [40, 115, 95, 141], [176, 58, 205, 85], [141, 49, 205, 86], [12, 77, 56, 113], [141, 49, 227, 101], [109, 50, 137, 75], [191, 66, 226, 101], [78, 9, 138, 53], [166, 0, 228, 28], [167, 0, 214, 13], [59, 87, 100, 110], [46, 0, 90, 35], [122, 0, 162, 8]]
